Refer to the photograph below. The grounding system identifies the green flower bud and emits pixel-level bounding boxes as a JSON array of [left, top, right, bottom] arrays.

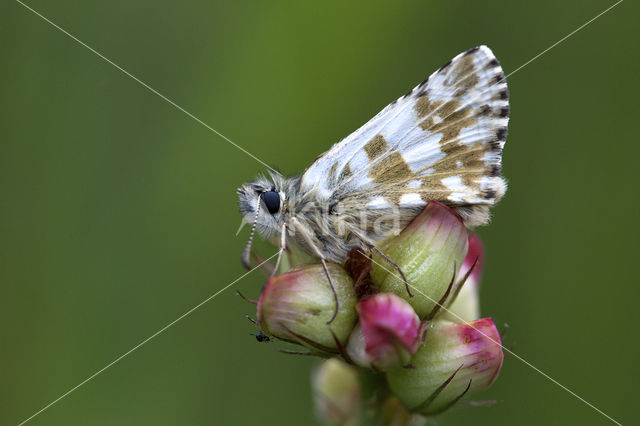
[[312, 359, 361, 426], [440, 234, 484, 322], [371, 201, 468, 318], [386, 318, 503, 415], [379, 396, 428, 426], [257, 264, 358, 351], [284, 240, 318, 270]]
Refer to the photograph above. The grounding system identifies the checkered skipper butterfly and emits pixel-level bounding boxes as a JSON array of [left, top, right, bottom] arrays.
[[238, 46, 509, 321]]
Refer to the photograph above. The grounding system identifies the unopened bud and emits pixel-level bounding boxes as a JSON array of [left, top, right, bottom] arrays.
[[380, 396, 428, 426], [441, 234, 484, 322], [257, 264, 358, 351], [346, 293, 425, 370], [371, 202, 468, 318], [386, 318, 503, 415], [312, 358, 361, 426]]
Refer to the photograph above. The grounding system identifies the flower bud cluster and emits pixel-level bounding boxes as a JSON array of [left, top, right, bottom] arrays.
[[248, 202, 503, 424]]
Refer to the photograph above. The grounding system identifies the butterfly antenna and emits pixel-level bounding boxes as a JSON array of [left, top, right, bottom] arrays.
[[241, 194, 262, 270]]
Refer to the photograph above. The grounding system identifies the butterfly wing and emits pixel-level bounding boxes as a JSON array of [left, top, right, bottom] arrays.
[[298, 46, 509, 227]]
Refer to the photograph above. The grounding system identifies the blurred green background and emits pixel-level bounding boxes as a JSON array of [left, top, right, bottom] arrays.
[[1, 0, 638, 425]]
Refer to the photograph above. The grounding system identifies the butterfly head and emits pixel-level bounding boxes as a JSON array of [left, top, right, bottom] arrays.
[[237, 172, 289, 238]]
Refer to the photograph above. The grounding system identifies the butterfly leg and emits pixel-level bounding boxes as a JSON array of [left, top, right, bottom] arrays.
[[370, 246, 413, 297], [245, 252, 275, 277], [320, 257, 340, 325], [271, 222, 287, 277], [289, 217, 339, 324]]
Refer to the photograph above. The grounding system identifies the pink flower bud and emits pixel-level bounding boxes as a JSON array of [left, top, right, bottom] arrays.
[[346, 293, 425, 370], [371, 202, 469, 318], [387, 318, 503, 415], [257, 264, 358, 351], [441, 234, 484, 322]]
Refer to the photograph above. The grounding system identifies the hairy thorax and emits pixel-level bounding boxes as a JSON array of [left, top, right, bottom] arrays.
[[286, 188, 424, 263]]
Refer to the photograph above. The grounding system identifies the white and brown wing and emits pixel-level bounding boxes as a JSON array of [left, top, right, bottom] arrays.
[[298, 45, 509, 227]]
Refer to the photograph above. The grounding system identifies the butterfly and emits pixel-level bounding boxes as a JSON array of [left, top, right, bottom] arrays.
[[237, 46, 509, 322]]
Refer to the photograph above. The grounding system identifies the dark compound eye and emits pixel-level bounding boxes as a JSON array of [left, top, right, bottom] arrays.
[[262, 191, 280, 214]]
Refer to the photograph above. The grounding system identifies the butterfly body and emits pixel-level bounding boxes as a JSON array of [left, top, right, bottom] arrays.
[[238, 46, 509, 266]]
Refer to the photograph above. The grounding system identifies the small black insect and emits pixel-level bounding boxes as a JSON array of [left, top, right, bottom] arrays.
[[254, 331, 271, 343]]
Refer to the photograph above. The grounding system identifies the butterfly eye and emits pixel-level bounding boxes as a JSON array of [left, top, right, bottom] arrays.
[[262, 191, 280, 214]]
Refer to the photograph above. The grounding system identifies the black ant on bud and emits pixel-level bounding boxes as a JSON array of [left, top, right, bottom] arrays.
[[254, 331, 271, 343], [246, 315, 271, 342]]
